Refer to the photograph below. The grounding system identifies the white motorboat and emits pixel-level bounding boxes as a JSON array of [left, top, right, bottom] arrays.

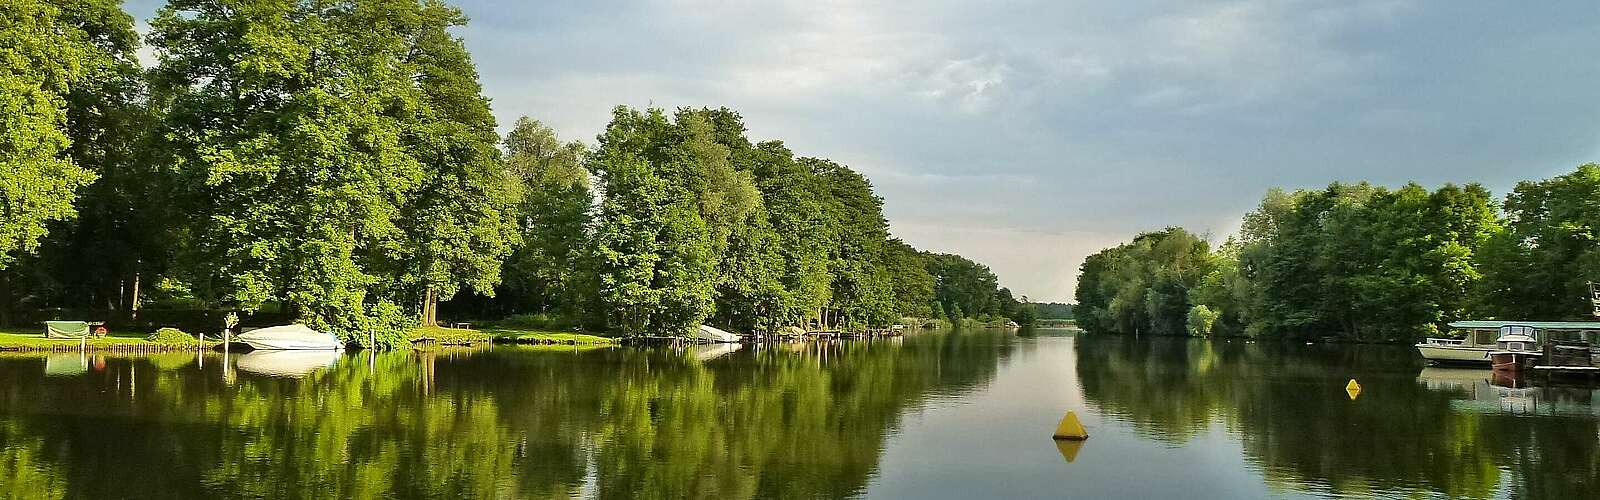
[[695, 324, 742, 343], [1416, 337, 1493, 366], [236, 324, 345, 350], [1417, 323, 1503, 366]]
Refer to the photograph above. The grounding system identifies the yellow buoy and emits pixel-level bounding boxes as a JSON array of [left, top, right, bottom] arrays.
[[1052, 411, 1088, 440], [1346, 379, 1361, 400]]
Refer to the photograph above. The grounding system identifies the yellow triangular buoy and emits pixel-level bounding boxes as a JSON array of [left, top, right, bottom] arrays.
[[1345, 379, 1361, 400], [1054, 438, 1085, 463], [1052, 411, 1088, 440]]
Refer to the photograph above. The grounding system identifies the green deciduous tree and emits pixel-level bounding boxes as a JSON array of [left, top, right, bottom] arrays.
[[149, 0, 514, 346], [587, 107, 715, 336], [393, 1, 520, 328], [1073, 228, 1214, 336], [1478, 164, 1600, 320], [0, 0, 102, 270]]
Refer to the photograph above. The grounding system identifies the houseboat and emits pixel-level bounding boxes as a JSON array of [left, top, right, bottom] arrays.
[[1418, 321, 1600, 367]]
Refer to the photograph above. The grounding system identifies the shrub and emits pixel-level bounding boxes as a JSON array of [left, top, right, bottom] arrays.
[[146, 328, 200, 346]]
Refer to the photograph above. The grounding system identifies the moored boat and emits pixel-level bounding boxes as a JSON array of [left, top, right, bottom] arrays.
[[1416, 337, 1492, 366], [1416, 325, 1497, 366], [694, 324, 741, 344], [1489, 325, 1541, 373], [236, 324, 345, 351]]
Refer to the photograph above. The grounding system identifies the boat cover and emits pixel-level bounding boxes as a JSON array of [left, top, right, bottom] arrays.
[[236, 324, 345, 350], [45, 321, 91, 339], [695, 325, 742, 343]]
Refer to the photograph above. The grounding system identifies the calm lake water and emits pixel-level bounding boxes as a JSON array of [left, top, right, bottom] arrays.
[[2, 329, 1598, 499]]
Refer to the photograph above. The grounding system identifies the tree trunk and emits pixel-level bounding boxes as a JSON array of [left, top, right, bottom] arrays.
[[130, 270, 142, 322], [422, 288, 438, 327], [0, 271, 10, 327]]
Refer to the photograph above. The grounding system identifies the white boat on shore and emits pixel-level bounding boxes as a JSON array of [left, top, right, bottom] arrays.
[[236, 324, 345, 351], [695, 325, 741, 343]]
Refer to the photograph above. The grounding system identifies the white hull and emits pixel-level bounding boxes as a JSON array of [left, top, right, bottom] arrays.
[[241, 339, 343, 350], [1416, 344, 1491, 365], [237, 324, 345, 351], [695, 325, 742, 343]]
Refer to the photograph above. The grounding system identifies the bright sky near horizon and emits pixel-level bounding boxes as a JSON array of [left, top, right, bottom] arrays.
[[123, 0, 1600, 302]]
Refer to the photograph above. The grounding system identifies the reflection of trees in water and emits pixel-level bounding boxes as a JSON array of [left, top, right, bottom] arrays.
[[1074, 336, 1600, 498], [0, 330, 1013, 498]]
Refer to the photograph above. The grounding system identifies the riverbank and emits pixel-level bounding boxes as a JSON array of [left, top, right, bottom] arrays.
[[0, 328, 217, 352], [409, 325, 616, 346]]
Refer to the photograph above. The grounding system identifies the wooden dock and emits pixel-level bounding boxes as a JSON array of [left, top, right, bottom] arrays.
[[1531, 365, 1600, 382], [0, 343, 215, 354]]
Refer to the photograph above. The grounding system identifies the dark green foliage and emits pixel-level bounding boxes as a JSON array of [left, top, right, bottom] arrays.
[[1235, 183, 1499, 340], [587, 107, 716, 336], [926, 253, 1002, 320], [1074, 228, 1215, 336], [146, 0, 518, 346], [1477, 164, 1600, 320], [1034, 302, 1075, 319], [885, 239, 936, 318], [1080, 176, 1521, 343]]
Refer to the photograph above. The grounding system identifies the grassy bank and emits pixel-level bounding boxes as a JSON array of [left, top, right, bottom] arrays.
[[0, 328, 216, 351], [409, 326, 616, 346]]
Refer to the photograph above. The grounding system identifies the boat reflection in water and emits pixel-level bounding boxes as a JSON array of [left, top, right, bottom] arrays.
[[1417, 367, 1600, 416], [43, 353, 88, 377], [687, 342, 743, 361], [235, 349, 342, 378]]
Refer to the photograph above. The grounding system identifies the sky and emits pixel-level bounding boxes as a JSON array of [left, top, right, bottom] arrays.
[[123, 0, 1600, 302]]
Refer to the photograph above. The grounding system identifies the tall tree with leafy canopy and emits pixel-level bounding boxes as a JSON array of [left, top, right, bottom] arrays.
[[1073, 228, 1214, 336], [673, 108, 788, 333], [483, 117, 593, 321], [746, 140, 834, 326], [393, 0, 520, 328], [810, 157, 895, 328], [1232, 182, 1500, 340], [1, 0, 153, 325], [1479, 164, 1600, 320], [0, 0, 101, 271], [884, 239, 936, 318], [149, 0, 445, 345], [587, 107, 715, 336], [927, 252, 1003, 321]]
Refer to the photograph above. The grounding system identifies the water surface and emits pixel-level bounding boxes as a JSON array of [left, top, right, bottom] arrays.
[[1, 330, 1596, 498]]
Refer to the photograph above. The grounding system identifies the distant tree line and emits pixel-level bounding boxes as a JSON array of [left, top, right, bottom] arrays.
[[0, 0, 1024, 345], [1075, 165, 1600, 342], [1033, 303, 1075, 320]]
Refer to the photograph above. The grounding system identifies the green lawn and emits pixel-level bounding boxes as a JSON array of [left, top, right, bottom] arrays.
[[409, 325, 615, 346], [0, 330, 158, 348]]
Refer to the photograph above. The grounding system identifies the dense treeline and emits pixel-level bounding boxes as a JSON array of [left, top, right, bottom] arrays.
[[0, 0, 1022, 345], [1034, 303, 1075, 319], [1076, 166, 1600, 342]]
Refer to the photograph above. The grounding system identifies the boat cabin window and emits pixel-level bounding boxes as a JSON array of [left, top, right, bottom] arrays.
[[1473, 330, 1495, 345], [1499, 325, 1537, 340]]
